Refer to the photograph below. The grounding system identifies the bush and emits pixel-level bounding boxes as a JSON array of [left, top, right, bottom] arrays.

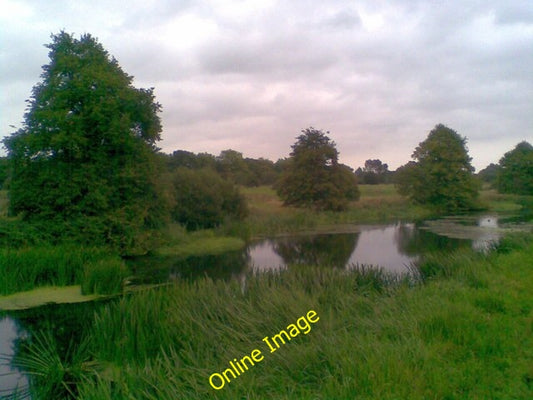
[[170, 168, 248, 230]]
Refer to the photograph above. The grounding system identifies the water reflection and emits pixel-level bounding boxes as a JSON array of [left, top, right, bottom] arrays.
[[272, 233, 359, 268], [0, 317, 29, 398], [347, 225, 416, 273], [130, 222, 473, 282], [420, 214, 504, 252]]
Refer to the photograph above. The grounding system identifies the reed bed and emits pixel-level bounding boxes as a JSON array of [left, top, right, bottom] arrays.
[[62, 235, 533, 399]]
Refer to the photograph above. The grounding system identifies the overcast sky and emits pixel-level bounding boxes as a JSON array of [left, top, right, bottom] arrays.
[[1, 0, 532, 170]]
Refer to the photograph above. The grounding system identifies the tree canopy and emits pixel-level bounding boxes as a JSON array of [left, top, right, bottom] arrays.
[[276, 127, 359, 211], [356, 159, 390, 184], [169, 168, 247, 230], [496, 141, 533, 195], [396, 124, 480, 212], [2, 32, 164, 253]]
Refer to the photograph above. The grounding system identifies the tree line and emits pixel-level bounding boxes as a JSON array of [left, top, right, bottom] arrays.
[[1, 32, 531, 254]]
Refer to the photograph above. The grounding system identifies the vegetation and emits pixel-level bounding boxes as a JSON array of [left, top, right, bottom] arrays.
[[496, 141, 533, 195], [355, 159, 391, 184], [0, 157, 8, 189], [2, 30, 533, 400], [2, 32, 164, 254], [0, 245, 124, 296], [11, 234, 531, 399], [477, 162, 499, 186], [162, 149, 280, 187], [169, 168, 247, 230], [276, 127, 359, 211], [222, 184, 433, 238], [396, 124, 481, 212]]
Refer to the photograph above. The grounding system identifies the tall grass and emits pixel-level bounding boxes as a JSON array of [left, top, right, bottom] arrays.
[[70, 235, 533, 399], [226, 185, 434, 238], [0, 245, 126, 296]]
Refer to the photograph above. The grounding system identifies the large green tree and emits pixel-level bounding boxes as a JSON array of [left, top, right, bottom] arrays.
[[496, 141, 533, 195], [3, 32, 163, 253], [276, 127, 359, 211], [396, 124, 480, 212]]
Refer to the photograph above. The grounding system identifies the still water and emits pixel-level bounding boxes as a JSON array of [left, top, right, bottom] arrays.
[[130, 220, 477, 283], [0, 214, 516, 396]]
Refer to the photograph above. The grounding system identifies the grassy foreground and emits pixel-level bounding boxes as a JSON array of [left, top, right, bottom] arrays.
[[18, 234, 531, 399]]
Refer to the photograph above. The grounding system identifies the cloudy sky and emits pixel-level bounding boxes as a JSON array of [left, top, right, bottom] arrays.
[[1, 0, 532, 170]]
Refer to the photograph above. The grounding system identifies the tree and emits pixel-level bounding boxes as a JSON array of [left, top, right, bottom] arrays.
[[356, 159, 390, 184], [170, 168, 247, 230], [276, 127, 359, 211], [496, 141, 533, 195], [396, 124, 480, 212], [2, 32, 163, 253], [216, 149, 254, 185], [477, 163, 500, 186]]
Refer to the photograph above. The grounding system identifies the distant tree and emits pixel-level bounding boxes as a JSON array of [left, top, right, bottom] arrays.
[[166, 150, 217, 171], [216, 149, 254, 185], [396, 124, 480, 212], [2, 32, 164, 253], [356, 159, 390, 184], [496, 141, 533, 195], [170, 168, 247, 230], [477, 163, 500, 186], [244, 157, 279, 186], [276, 127, 359, 211]]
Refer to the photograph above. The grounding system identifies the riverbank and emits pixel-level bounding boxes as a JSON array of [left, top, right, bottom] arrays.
[[26, 232, 530, 399], [224, 185, 532, 238]]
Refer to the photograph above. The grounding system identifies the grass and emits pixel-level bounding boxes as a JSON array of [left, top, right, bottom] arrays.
[[227, 184, 532, 239], [155, 224, 245, 257], [52, 233, 533, 399], [0, 245, 127, 296], [222, 185, 435, 238]]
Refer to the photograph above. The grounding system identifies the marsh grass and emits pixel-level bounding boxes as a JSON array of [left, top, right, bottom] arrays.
[[70, 235, 533, 399], [0, 246, 125, 296], [228, 185, 433, 238], [80, 259, 129, 295], [11, 330, 99, 399]]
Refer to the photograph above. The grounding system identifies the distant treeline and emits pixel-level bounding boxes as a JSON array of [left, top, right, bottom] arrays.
[[158, 149, 398, 187]]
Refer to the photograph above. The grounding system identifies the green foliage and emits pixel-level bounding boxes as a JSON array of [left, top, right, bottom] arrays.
[[0, 245, 116, 295], [2, 32, 164, 254], [81, 258, 129, 295], [477, 163, 500, 185], [12, 330, 97, 399], [396, 124, 480, 212], [170, 168, 248, 230], [71, 236, 533, 399], [276, 127, 360, 211], [162, 149, 280, 187], [356, 159, 391, 184], [0, 157, 8, 189], [496, 141, 533, 195]]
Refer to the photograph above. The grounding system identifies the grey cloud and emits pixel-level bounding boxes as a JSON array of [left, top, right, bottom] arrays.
[[2, 0, 532, 170]]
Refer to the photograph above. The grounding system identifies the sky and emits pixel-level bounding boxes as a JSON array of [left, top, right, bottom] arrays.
[[1, 0, 532, 170]]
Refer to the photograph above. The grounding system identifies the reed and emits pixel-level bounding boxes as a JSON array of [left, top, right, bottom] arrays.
[[0, 245, 122, 295], [72, 234, 533, 399]]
